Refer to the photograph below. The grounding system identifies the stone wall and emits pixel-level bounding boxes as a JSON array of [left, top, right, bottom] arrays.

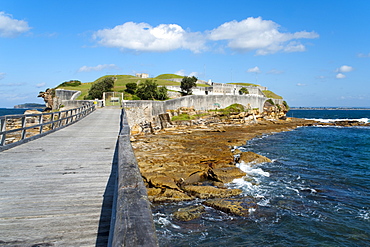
[[55, 89, 81, 101], [122, 94, 269, 128]]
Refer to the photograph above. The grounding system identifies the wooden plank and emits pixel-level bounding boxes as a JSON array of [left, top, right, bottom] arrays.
[[0, 107, 120, 246]]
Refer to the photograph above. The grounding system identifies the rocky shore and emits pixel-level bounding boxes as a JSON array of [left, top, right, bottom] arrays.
[[130, 104, 325, 219], [130, 103, 370, 220]]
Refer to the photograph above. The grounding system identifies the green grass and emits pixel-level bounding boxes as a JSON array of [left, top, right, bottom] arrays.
[[262, 90, 283, 99], [171, 113, 194, 121], [55, 74, 282, 100], [155, 74, 184, 79], [56, 82, 93, 100], [217, 103, 247, 115], [228, 82, 260, 87], [56, 74, 183, 99]]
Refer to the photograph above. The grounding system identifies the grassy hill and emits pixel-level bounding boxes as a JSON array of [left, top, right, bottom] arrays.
[[227, 82, 260, 87], [155, 74, 184, 79], [56, 74, 184, 100], [55, 74, 282, 100]]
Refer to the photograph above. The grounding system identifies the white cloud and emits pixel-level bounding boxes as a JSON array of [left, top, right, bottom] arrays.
[[336, 65, 353, 73], [358, 53, 370, 58], [247, 66, 262, 73], [336, 73, 346, 79], [175, 70, 185, 76], [92, 17, 318, 55], [0, 12, 31, 38], [208, 17, 318, 55], [0, 72, 5, 80], [0, 82, 26, 87], [189, 71, 199, 77], [267, 69, 284, 74], [78, 64, 119, 72], [93, 22, 206, 53], [36, 82, 46, 88], [175, 69, 198, 77], [296, 83, 306, 86]]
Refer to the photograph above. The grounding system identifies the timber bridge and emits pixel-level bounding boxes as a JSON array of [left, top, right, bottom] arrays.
[[0, 104, 158, 247], [0, 92, 278, 246]]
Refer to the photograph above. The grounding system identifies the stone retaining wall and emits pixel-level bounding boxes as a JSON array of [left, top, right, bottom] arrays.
[[122, 94, 269, 128]]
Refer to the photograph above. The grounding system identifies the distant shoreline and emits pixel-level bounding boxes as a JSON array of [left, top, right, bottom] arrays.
[[290, 107, 370, 110]]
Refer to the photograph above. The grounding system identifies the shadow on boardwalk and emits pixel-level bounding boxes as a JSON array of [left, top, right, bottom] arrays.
[[96, 140, 118, 246]]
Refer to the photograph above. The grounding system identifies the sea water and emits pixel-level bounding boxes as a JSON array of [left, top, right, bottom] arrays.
[[0, 108, 30, 117], [153, 110, 370, 246]]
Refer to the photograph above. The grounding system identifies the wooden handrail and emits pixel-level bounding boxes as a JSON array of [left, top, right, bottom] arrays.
[[0, 103, 95, 151], [109, 108, 158, 247]]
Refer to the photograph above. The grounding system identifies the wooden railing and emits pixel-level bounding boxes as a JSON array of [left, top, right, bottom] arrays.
[[108, 108, 158, 247], [0, 103, 95, 151]]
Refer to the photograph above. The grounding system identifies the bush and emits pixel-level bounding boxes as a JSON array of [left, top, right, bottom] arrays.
[[218, 103, 246, 115], [239, 87, 249, 95], [266, 99, 275, 105], [283, 101, 290, 111], [171, 113, 193, 121], [84, 77, 114, 99], [157, 86, 168, 100], [180, 76, 197, 95], [136, 80, 159, 100], [125, 82, 137, 94]]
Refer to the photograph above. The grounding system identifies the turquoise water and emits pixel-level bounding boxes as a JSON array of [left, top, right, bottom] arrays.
[[153, 110, 370, 246]]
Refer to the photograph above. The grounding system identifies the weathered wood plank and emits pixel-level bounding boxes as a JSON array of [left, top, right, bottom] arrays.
[[0, 107, 121, 246]]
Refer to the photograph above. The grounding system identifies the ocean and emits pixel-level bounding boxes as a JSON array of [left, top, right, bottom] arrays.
[[153, 110, 370, 246], [0, 108, 44, 117]]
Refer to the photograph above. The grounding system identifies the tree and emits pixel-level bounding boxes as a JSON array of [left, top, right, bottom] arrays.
[[125, 82, 137, 95], [85, 77, 115, 99], [157, 86, 168, 100], [136, 80, 158, 100], [180, 76, 197, 95]]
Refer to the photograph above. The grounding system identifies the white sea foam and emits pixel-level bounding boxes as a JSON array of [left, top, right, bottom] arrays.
[[358, 209, 369, 220], [236, 161, 270, 177], [306, 117, 370, 123], [154, 212, 181, 229]]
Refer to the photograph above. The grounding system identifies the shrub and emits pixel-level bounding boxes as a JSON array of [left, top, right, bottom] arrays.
[[171, 113, 193, 121], [84, 77, 114, 99], [180, 76, 197, 95], [239, 87, 249, 95], [136, 80, 159, 100], [125, 82, 137, 94], [218, 103, 246, 115], [157, 86, 168, 100]]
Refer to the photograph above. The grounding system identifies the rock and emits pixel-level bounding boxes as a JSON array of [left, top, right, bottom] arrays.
[[149, 175, 181, 191], [183, 185, 242, 199], [173, 205, 205, 221], [146, 188, 162, 196], [151, 188, 194, 202], [24, 110, 42, 115], [238, 151, 271, 164], [203, 198, 257, 217], [183, 171, 208, 184], [209, 167, 246, 183], [232, 149, 243, 155], [159, 113, 173, 129]]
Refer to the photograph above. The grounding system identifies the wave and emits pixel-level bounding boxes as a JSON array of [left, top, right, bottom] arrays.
[[306, 117, 370, 123]]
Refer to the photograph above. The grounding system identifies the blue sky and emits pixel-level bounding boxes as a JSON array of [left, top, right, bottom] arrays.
[[1, 0, 369, 108]]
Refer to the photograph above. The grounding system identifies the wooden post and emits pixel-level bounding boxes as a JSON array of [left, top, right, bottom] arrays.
[[0, 118, 6, 146], [20, 116, 27, 140]]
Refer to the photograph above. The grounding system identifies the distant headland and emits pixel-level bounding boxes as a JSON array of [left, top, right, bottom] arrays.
[[14, 103, 46, 109]]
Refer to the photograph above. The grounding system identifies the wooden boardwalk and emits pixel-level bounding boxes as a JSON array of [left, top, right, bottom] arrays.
[[0, 107, 121, 247]]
